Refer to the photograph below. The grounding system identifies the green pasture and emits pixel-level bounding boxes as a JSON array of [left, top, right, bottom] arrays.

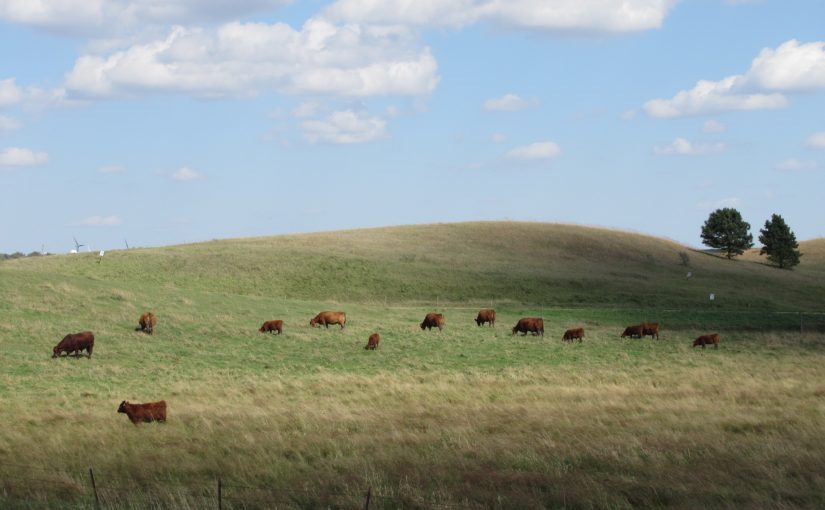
[[1, 222, 824, 508]]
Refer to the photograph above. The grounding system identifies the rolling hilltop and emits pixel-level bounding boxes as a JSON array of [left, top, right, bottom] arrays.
[[3, 221, 824, 311]]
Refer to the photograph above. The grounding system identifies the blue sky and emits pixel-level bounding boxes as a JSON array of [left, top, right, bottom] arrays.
[[1, 0, 823, 253]]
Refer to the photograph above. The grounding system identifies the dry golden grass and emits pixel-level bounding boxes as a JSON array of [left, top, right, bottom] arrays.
[[3, 332, 825, 509]]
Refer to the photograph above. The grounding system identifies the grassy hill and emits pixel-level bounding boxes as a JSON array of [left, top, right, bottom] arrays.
[[2, 222, 825, 508], [4, 221, 825, 311]]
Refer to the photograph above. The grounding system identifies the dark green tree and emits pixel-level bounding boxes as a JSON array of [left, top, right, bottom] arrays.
[[700, 207, 753, 259], [759, 213, 801, 269]]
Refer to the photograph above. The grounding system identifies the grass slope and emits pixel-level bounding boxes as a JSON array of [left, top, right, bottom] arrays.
[[1, 222, 825, 508], [5, 222, 825, 311]]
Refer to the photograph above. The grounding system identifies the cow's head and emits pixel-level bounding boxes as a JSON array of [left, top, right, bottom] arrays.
[[309, 318, 318, 327], [117, 401, 128, 413], [511, 326, 518, 335], [52, 345, 61, 358]]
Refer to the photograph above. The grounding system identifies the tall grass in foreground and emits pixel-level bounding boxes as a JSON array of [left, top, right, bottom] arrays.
[[3, 324, 825, 508]]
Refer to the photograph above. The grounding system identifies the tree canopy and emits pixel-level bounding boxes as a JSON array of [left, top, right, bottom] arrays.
[[759, 213, 801, 269], [700, 208, 753, 259]]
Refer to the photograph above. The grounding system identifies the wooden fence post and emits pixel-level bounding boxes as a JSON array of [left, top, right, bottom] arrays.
[[88, 468, 100, 510], [364, 486, 372, 510], [218, 478, 222, 510]]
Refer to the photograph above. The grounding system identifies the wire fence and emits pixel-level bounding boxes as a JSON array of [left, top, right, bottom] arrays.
[[0, 462, 487, 509]]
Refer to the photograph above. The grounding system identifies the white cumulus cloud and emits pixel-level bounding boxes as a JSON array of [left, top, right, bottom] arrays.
[[743, 40, 825, 91], [806, 132, 825, 150], [80, 215, 122, 226], [302, 109, 386, 144], [0, 0, 292, 35], [483, 93, 533, 112], [0, 147, 48, 167], [172, 166, 202, 181], [324, 0, 676, 33], [63, 20, 439, 99], [644, 76, 787, 118], [776, 158, 819, 172], [645, 39, 825, 118], [506, 141, 560, 160], [654, 137, 725, 156]]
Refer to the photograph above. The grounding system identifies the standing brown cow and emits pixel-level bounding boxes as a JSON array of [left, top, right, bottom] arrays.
[[512, 318, 544, 336], [309, 311, 346, 329], [475, 309, 496, 327], [117, 400, 167, 424], [642, 322, 660, 340], [259, 320, 283, 335], [52, 331, 95, 358], [693, 333, 720, 349], [136, 312, 157, 335], [365, 333, 380, 350], [562, 327, 585, 342], [420, 313, 445, 331]]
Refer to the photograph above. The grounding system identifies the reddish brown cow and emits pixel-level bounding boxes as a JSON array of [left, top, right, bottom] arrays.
[[135, 312, 157, 335], [562, 327, 585, 342], [693, 333, 720, 349], [512, 318, 544, 336], [365, 333, 380, 350], [117, 400, 167, 424], [621, 325, 644, 339], [52, 331, 94, 358], [420, 313, 445, 331], [309, 311, 346, 329], [475, 309, 496, 327], [642, 322, 660, 340], [259, 320, 283, 335]]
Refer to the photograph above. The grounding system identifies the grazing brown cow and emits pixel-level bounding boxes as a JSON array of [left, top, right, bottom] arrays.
[[52, 331, 94, 358], [420, 312, 445, 331], [135, 312, 157, 335], [259, 320, 283, 335], [365, 333, 380, 350], [642, 322, 660, 340], [562, 327, 585, 342], [475, 309, 496, 327], [512, 318, 544, 336], [621, 325, 644, 339], [117, 400, 167, 425], [309, 311, 346, 329], [693, 333, 720, 349]]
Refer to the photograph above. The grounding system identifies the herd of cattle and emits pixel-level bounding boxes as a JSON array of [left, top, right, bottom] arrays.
[[50, 308, 720, 425]]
